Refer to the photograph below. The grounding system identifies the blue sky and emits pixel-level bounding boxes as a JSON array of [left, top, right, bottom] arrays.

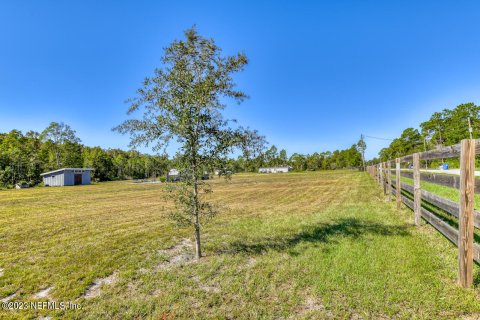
[[1, 1, 480, 159]]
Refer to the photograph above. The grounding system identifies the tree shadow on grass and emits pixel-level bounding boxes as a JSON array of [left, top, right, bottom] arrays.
[[224, 217, 411, 256]]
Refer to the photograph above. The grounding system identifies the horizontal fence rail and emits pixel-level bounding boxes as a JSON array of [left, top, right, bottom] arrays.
[[367, 139, 478, 288], [391, 170, 480, 193]]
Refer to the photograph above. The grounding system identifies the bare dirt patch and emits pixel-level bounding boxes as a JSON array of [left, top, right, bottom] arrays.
[[34, 286, 53, 299], [462, 315, 480, 320], [83, 272, 118, 299], [294, 296, 330, 318], [190, 275, 221, 294], [157, 238, 195, 270], [138, 267, 150, 274], [152, 288, 162, 296], [246, 257, 256, 267], [199, 284, 220, 293]]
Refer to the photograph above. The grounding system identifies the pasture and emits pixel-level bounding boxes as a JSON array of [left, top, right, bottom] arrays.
[[1, 171, 480, 319]]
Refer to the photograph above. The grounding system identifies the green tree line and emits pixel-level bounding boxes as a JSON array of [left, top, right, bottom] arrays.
[[0, 123, 364, 188], [232, 143, 363, 172], [0, 122, 170, 188], [377, 102, 480, 166]]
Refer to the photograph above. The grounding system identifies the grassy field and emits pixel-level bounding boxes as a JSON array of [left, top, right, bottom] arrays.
[[1, 171, 480, 319]]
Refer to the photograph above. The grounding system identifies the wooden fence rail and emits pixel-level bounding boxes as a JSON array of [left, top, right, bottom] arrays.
[[367, 138, 478, 288], [392, 170, 480, 192]]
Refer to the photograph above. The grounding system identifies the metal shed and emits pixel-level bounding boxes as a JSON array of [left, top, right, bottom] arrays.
[[40, 168, 94, 186]]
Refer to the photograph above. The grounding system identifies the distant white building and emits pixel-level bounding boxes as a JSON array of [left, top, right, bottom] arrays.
[[168, 169, 180, 176], [258, 166, 291, 173], [214, 168, 232, 176], [167, 168, 209, 181]]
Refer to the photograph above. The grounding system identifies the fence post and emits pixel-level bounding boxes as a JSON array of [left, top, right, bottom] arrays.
[[387, 161, 392, 201], [379, 162, 384, 192], [383, 162, 387, 196], [458, 139, 475, 288], [396, 158, 401, 209], [413, 153, 421, 226]]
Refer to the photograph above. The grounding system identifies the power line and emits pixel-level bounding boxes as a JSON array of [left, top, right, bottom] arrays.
[[364, 135, 394, 141]]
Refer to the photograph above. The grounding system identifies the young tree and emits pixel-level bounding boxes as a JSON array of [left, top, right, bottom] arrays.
[[115, 27, 255, 259]]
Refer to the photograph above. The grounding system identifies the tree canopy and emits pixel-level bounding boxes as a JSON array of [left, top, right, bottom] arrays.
[[378, 102, 480, 162]]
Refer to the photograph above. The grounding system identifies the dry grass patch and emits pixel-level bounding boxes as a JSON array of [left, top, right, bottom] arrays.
[[1, 171, 480, 319]]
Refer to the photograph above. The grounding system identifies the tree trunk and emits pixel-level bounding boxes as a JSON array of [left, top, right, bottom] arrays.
[[193, 178, 202, 259], [362, 151, 365, 171], [55, 148, 61, 169]]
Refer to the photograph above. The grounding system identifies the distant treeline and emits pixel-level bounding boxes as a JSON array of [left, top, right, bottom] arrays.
[[0, 123, 171, 188], [243, 144, 363, 172], [0, 122, 364, 188], [372, 102, 480, 166]]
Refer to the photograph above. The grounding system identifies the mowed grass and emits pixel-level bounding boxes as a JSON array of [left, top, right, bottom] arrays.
[[1, 171, 480, 319]]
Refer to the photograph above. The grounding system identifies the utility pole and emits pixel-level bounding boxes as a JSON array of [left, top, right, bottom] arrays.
[[424, 137, 428, 169], [358, 134, 366, 171], [468, 116, 473, 140], [438, 125, 444, 164]]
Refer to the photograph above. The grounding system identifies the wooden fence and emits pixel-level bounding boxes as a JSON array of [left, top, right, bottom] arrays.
[[367, 139, 478, 288]]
